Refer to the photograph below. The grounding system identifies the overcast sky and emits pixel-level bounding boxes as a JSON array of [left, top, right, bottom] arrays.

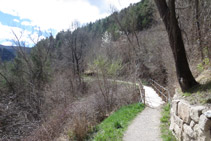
[[0, 0, 140, 46]]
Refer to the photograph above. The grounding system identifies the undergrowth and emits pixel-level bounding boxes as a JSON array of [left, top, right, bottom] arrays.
[[91, 103, 145, 141], [180, 80, 211, 105], [160, 103, 176, 141], [177, 68, 211, 105]]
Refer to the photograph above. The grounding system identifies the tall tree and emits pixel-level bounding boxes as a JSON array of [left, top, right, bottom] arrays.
[[154, 0, 198, 92]]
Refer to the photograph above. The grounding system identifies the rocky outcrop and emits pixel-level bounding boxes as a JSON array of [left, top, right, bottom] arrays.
[[170, 95, 211, 141]]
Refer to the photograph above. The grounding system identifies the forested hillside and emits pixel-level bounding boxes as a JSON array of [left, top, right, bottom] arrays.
[[0, 0, 210, 140], [0, 45, 31, 61], [0, 48, 15, 61]]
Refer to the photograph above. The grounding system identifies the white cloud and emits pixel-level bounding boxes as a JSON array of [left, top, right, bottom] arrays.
[[0, 0, 140, 44], [0, 22, 22, 41], [21, 21, 32, 26], [0, 0, 109, 32], [1, 41, 13, 46], [13, 19, 20, 23], [0, 22, 45, 47]]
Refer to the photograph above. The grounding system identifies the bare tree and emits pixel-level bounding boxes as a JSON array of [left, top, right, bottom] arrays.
[[64, 30, 88, 86]]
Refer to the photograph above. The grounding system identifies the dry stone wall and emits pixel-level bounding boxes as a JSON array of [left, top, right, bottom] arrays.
[[170, 95, 211, 141]]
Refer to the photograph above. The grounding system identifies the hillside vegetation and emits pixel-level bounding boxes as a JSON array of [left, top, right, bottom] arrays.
[[0, 0, 210, 140], [0, 45, 31, 61], [0, 48, 15, 61]]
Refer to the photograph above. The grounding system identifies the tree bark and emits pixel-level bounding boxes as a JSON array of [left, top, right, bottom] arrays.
[[154, 0, 198, 92]]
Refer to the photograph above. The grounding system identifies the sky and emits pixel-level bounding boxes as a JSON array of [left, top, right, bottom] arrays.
[[0, 0, 140, 47]]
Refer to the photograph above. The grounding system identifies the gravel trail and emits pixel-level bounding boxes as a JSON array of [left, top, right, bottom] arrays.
[[123, 86, 164, 141], [123, 107, 162, 141]]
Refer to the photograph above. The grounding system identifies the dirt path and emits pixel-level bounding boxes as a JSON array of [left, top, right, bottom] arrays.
[[123, 86, 163, 141], [123, 107, 162, 141]]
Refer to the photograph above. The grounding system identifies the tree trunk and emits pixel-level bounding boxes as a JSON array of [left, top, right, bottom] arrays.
[[154, 0, 198, 92]]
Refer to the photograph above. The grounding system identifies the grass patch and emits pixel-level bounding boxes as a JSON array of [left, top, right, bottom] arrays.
[[91, 103, 144, 141], [179, 80, 211, 105], [160, 103, 177, 141]]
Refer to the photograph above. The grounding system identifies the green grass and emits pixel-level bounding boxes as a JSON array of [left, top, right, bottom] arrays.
[[92, 103, 145, 141], [160, 103, 177, 141]]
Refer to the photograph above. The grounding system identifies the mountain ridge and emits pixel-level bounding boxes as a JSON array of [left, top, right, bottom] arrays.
[[0, 44, 31, 61]]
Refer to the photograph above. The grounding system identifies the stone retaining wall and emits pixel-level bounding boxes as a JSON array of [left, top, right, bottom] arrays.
[[170, 97, 211, 141]]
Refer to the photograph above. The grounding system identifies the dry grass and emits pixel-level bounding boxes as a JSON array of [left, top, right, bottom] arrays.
[[176, 69, 211, 105]]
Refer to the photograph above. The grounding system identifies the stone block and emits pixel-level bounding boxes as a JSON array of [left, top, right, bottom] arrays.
[[169, 116, 174, 131], [190, 106, 205, 123], [199, 114, 211, 132], [183, 124, 194, 138], [171, 95, 210, 141], [173, 114, 183, 128], [172, 100, 180, 115], [190, 120, 196, 129], [178, 101, 191, 124], [171, 108, 174, 115], [193, 124, 200, 139], [193, 124, 208, 140], [173, 123, 182, 140], [182, 132, 191, 141]]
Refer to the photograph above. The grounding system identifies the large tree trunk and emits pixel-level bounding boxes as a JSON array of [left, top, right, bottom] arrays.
[[154, 0, 198, 92]]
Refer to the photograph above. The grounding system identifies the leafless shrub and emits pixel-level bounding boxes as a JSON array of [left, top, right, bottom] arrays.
[[23, 104, 71, 141], [71, 112, 92, 141], [117, 83, 140, 105]]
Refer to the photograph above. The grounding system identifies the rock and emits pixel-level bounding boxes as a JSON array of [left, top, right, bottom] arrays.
[[193, 124, 210, 141], [173, 114, 183, 128], [182, 132, 191, 141], [190, 106, 205, 123], [172, 100, 180, 115], [204, 110, 211, 119], [170, 97, 211, 141], [173, 123, 182, 141], [183, 124, 194, 138], [178, 101, 191, 124], [199, 114, 211, 131], [169, 116, 174, 131], [190, 120, 195, 129], [193, 124, 201, 139]]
